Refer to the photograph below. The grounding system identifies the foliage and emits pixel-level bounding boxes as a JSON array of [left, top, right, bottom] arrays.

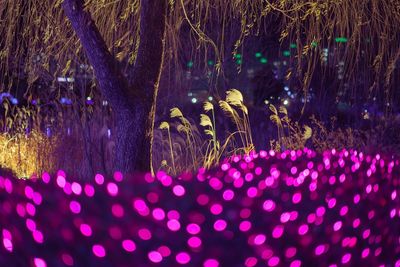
[[157, 89, 254, 172], [0, 130, 56, 178], [2, 0, 400, 102], [269, 104, 312, 151]]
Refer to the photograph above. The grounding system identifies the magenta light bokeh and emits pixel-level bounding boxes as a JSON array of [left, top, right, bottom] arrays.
[[0, 148, 399, 266]]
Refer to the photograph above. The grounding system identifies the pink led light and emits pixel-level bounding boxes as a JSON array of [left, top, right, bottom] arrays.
[[167, 219, 181, 231], [280, 212, 291, 223], [158, 246, 171, 257], [41, 172, 51, 183], [84, 184, 95, 197], [361, 248, 370, 258], [61, 253, 74, 266], [16, 203, 26, 217], [149, 251, 163, 263], [71, 182, 82, 195], [69, 201, 81, 214], [268, 256, 280, 267], [152, 208, 166, 220], [210, 204, 223, 215], [25, 186, 34, 199], [222, 190, 234, 201], [186, 223, 201, 235], [111, 204, 124, 218], [341, 253, 351, 264], [26, 203, 36, 216], [188, 236, 202, 248], [298, 224, 309, 235], [173, 185, 186, 196], [3, 238, 12, 252], [34, 258, 47, 267], [272, 225, 284, 238], [56, 175, 66, 188], [292, 192, 302, 204], [214, 219, 227, 231], [122, 239, 136, 252], [328, 198, 336, 208], [113, 171, 123, 182], [26, 218, 36, 232], [352, 218, 360, 228], [204, 259, 219, 267], [315, 244, 327, 255], [245, 257, 258, 267], [176, 252, 191, 264], [32, 230, 44, 244], [247, 187, 258, 198], [290, 260, 302, 267], [253, 234, 266, 245], [80, 223, 92, 237], [263, 200, 276, 212], [107, 183, 118, 196], [285, 247, 297, 258], [92, 244, 106, 258], [239, 221, 252, 232], [95, 174, 104, 185], [333, 221, 342, 231], [32, 192, 42, 205], [138, 228, 152, 240]]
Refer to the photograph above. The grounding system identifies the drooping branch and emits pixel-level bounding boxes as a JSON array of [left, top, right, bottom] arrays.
[[62, 0, 132, 109]]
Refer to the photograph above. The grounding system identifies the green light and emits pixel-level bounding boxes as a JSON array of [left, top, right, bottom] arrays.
[[207, 60, 214, 66], [335, 37, 348, 43], [260, 57, 267, 64], [236, 59, 242, 65], [255, 52, 262, 58], [311, 41, 318, 47], [187, 61, 194, 68], [234, 53, 242, 59], [283, 50, 291, 57], [290, 43, 297, 49]]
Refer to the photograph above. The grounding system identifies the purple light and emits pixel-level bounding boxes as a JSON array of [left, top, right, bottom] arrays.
[[263, 200, 276, 211], [149, 251, 163, 263], [176, 252, 191, 264], [187, 223, 201, 235], [204, 259, 219, 267], [107, 183, 118, 196], [80, 224, 92, 237], [213, 219, 227, 231], [167, 219, 181, 231], [69, 200, 81, 214], [33, 258, 47, 267], [122, 239, 136, 252], [92, 244, 106, 258], [152, 208, 166, 220], [95, 174, 104, 185], [173, 185, 186, 196]]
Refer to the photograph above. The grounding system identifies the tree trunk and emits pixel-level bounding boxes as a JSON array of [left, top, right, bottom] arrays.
[[62, 0, 167, 173]]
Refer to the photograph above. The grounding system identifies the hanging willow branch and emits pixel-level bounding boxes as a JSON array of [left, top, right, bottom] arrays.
[[1, 0, 400, 104]]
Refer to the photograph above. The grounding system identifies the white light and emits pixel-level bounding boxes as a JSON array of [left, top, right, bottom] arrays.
[[283, 99, 289, 106], [284, 86, 289, 91], [102, 100, 108, 106], [86, 97, 92, 101], [264, 100, 270, 105], [191, 98, 197, 104], [208, 96, 213, 101]]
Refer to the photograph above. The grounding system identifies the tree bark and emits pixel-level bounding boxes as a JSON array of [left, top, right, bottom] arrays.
[[62, 0, 167, 173]]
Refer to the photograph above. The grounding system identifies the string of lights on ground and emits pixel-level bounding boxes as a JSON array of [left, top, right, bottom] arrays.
[[1, 148, 399, 266]]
